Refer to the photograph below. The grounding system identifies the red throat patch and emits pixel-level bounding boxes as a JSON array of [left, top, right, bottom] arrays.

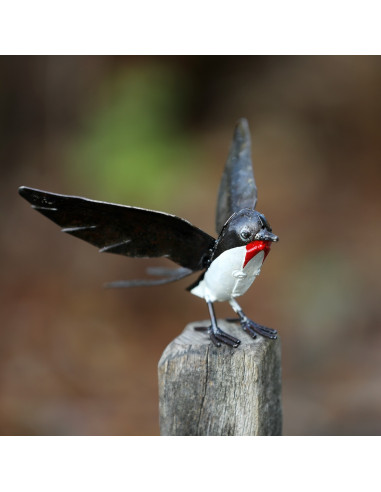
[[243, 240, 271, 268]]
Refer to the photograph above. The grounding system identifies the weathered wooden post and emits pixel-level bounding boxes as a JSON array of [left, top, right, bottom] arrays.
[[158, 319, 282, 436]]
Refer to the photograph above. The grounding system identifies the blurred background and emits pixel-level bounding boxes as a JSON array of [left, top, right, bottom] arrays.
[[0, 56, 380, 435]]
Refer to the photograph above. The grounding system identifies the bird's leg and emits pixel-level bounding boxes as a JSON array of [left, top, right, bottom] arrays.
[[196, 301, 241, 348], [228, 299, 277, 340]]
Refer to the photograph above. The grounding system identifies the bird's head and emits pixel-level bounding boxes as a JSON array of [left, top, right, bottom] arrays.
[[212, 208, 278, 260]]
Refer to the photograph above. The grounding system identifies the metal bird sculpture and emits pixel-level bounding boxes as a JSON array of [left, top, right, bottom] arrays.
[[19, 118, 278, 348]]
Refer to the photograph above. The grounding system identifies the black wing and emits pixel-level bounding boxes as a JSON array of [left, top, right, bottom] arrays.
[[19, 187, 215, 272], [215, 118, 257, 234]]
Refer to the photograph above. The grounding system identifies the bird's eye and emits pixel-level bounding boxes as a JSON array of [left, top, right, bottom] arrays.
[[240, 228, 252, 241]]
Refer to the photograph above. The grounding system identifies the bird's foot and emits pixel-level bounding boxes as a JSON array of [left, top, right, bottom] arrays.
[[226, 315, 277, 340], [194, 325, 241, 348]]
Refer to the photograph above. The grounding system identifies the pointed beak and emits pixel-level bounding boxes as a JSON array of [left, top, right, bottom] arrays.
[[255, 230, 279, 242]]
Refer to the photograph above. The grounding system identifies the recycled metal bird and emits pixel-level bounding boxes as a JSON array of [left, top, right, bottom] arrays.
[[19, 118, 278, 348]]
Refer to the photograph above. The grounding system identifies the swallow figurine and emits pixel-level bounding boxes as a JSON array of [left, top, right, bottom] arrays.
[[19, 118, 278, 348]]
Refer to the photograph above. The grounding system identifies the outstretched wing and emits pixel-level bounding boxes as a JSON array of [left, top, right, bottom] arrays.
[[19, 187, 215, 271], [215, 118, 257, 234]]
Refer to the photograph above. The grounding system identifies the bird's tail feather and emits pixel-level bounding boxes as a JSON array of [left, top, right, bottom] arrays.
[[105, 267, 193, 288]]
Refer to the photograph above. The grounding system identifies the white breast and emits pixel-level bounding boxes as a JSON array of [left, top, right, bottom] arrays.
[[190, 246, 265, 302]]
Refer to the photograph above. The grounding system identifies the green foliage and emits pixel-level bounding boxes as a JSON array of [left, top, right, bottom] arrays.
[[67, 64, 199, 208]]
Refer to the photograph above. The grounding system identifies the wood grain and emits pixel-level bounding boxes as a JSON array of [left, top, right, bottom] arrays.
[[158, 319, 282, 436]]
